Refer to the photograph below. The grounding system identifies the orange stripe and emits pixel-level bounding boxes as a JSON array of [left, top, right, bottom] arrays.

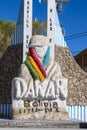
[[28, 56, 45, 82]]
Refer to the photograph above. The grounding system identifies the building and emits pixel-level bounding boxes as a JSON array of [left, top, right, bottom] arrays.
[[74, 48, 87, 72]]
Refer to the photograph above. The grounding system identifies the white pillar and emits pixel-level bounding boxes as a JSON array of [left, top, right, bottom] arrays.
[[47, 0, 55, 61], [23, 0, 32, 62], [54, 6, 67, 47]]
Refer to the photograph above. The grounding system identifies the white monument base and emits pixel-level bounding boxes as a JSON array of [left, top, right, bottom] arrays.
[[12, 103, 69, 120]]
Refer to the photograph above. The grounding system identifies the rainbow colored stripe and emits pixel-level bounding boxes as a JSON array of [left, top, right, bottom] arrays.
[[25, 48, 47, 82], [29, 48, 47, 78], [28, 56, 45, 82]]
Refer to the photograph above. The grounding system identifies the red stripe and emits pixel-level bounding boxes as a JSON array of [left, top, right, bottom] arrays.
[[29, 48, 47, 78]]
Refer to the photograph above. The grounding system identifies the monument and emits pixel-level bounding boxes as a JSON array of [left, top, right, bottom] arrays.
[[11, 0, 69, 120]]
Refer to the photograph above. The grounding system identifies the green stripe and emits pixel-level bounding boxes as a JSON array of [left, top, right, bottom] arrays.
[[24, 60, 39, 80]]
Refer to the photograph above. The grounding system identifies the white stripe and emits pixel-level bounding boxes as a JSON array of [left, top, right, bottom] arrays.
[[74, 106, 78, 119], [85, 106, 87, 121], [81, 106, 84, 121], [71, 106, 74, 119]]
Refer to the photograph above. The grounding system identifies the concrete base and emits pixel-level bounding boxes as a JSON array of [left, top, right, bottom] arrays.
[[0, 119, 87, 128], [12, 107, 69, 120]]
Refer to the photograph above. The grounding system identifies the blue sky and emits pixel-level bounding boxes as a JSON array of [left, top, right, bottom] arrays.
[[0, 0, 87, 56]]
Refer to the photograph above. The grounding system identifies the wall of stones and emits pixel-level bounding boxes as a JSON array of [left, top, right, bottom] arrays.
[[0, 44, 87, 105], [55, 45, 87, 106], [0, 45, 22, 103]]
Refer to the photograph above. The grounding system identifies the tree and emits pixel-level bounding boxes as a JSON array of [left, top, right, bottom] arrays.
[[0, 19, 47, 59], [0, 20, 16, 58], [32, 20, 47, 35]]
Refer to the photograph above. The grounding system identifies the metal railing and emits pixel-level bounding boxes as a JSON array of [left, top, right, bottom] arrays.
[[0, 104, 12, 119], [67, 106, 87, 122]]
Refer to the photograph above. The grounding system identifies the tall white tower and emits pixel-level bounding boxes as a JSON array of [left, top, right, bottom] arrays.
[[10, 0, 32, 62], [47, 0, 56, 60], [39, 0, 69, 60], [10, 0, 69, 62], [23, 0, 32, 62]]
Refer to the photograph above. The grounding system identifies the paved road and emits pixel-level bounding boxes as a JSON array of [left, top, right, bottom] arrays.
[[0, 119, 86, 128]]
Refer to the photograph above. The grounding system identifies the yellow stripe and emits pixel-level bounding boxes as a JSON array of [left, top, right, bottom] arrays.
[[28, 56, 45, 82]]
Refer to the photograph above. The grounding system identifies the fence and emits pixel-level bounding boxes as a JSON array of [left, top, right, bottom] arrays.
[[67, 106, 87, 122], [0, 104, 87, 121], [0, 104, 12, 119]]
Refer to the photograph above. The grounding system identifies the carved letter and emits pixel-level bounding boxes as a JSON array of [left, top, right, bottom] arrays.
[[35, 80, 48, 98], [25, 81, 35, 98], [12, 78, 27, 99], [55, 78, 68, 100], [46, 81, 55, 98]]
